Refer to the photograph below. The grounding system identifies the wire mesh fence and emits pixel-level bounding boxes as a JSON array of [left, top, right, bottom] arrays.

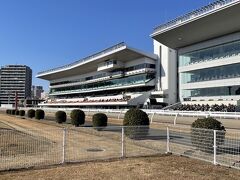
[[0, 128, 63, 170], [64, 127, 123, 162], [0, 125, 239, 171], [216, 130, 240, 169], [168, 126, 240, 169]]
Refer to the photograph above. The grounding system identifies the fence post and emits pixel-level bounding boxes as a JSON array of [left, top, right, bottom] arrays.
[[213, 130, 217, 165], [173, 113, 178, 125], [118, 110, 122, 120], [150, 113, 155, 123], [62, 128, 66, 164], [166, 127, 170, 153], [121, 127, 125, 158]]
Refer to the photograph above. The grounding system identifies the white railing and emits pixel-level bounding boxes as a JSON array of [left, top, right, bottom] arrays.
[[16, 107, 240, 122], [0, 126, 239, 171], [152, 0, 239, 35], [37, 42, 126, 75]]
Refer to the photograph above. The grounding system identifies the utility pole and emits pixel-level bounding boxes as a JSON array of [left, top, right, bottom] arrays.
[[15, 91, 18, 110]]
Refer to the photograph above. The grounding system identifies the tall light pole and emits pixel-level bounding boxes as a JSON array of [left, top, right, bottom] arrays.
[[7, 91, 10, 104], [15, 91, 18, 110]]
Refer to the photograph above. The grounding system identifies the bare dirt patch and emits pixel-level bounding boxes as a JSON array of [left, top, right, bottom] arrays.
[[0, 155, 240, 180]]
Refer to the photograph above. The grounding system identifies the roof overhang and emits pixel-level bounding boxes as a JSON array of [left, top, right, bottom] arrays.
[[151, 1, 240, 49], [36, 43, 157, 81]]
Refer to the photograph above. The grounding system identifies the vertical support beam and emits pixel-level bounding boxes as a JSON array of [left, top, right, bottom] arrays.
[[213, 130, 217, 165], [62, 128, 66, 164], [156, 45, 162, 91]]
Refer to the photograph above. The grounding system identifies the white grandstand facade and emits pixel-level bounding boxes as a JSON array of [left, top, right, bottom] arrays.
[[36, 43, 165, 108], [37, 0, 240, 108], [151, 0, 240, 105]]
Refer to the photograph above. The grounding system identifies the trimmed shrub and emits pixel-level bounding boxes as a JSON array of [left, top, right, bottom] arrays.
[[35, 109, 45, 120], [27, 109, 35, 118], [92, 113, 108, 130], [19, 110, 25, 117], [15, 110, 20, 115], [55, 111, 67, 124], [191, 117, 225, 153], [123, 108, 150, 139], [11, 109, 16, 115], [6, 109, 11, 114], [70, 109, 85, 127]]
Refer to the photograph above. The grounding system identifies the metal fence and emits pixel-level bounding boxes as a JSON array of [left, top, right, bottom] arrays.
[[168, 126, 240, 169], [18, 108, 240, 123], [0, 126, 239, 171]]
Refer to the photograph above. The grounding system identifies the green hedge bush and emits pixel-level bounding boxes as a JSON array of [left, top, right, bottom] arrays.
[[27, 109, 35, 118], [55, 111, 67, 124], [123, 108, 149, 139], [70, 109, 85, 127], [191, 117, 225, 153], [6, 109, 11, 114], [11, 109, 16, 115], [19, 110, 25, 117], [35, 109, 45, 120], [92, 113, 108, 130], [15, 110, 20, 115]]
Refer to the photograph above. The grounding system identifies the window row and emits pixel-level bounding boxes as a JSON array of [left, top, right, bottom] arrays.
[[179, 39, 240, 67], [50, 74, 155, 94], [181, 85, 240, 98], [180, 63, 240, 84], [50, 63, 155, 86]]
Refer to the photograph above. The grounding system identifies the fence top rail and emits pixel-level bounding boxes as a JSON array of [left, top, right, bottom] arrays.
[[12, 107, 240, 119], [1, 125, 239, 132]]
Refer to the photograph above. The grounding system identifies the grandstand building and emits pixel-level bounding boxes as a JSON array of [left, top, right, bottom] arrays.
[[36, 43, 159, 108], [151, 0, 240, 105], [37, 0, 240, 108]]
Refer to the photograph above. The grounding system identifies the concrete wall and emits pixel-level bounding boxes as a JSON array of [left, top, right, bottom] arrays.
[[153, 40, 177, 105]]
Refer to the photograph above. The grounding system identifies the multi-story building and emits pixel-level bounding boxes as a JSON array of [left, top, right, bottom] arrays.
[[0, 65, 32, 105], [31, 85, 44, 99], [37, 0, 240, 108], [151, 0, 240, 105], [37, 43, 158, 108]]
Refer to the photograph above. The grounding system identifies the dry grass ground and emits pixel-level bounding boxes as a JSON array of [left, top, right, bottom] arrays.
[[0, 155, 240, 180], [0, 114, 166, 170], [0, 112, 240, 179]]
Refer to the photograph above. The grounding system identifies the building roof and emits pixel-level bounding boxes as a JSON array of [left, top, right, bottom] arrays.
[[151, 0, 240, 49], [36, 42, 157, 80]]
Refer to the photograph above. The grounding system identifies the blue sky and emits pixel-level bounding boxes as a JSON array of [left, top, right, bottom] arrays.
[[0, 0, 215, 91]]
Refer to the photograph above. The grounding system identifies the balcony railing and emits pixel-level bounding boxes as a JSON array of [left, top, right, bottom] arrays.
[[50, 77, 153, 96], [50, 68, 152, 88], [37, 42, 126, 75], [152, 0, 239, 35]]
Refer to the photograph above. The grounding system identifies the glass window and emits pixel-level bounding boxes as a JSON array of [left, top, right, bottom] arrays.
[[51, 73, 155, 94], [50, 63, 155, 86], [180, 63, 240, 84], [182, 85, 240, 99], [179, 40, 240, 67]]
